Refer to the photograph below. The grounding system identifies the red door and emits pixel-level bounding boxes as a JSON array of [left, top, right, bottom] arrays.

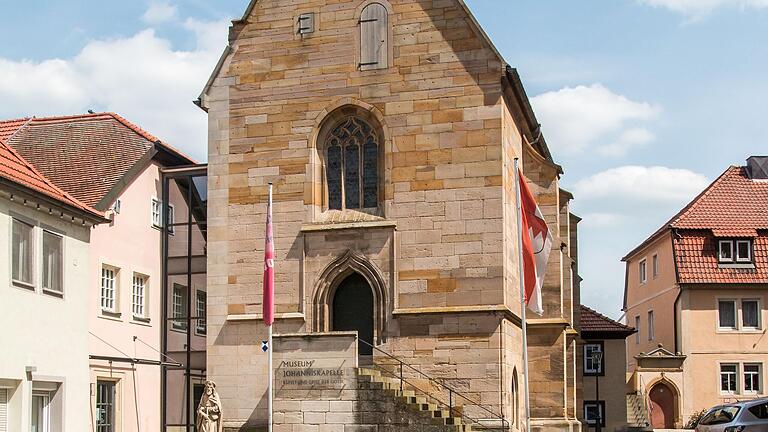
[[649, 383, 675, 429]]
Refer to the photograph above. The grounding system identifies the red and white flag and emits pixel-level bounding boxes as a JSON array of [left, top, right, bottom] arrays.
[[263, 186, 275, 327], [518, 169, 552, 316]]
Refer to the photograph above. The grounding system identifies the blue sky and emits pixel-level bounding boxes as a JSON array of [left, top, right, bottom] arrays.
[[1, 0, 766, 318]]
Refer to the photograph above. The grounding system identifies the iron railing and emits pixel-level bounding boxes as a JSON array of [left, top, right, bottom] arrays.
[[358, 338, 510, 430]]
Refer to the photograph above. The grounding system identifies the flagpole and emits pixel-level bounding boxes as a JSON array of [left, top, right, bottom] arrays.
[[267, 183, 274, 432], [514, 158, 532, 432]]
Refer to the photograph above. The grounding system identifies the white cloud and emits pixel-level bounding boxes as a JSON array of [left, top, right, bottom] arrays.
[[531, 84, 660, 157], [578, 212, 625, 228], [574, 166, 710, 203], [639, 0, 768, 18], [0, 19, 230, 161], [597, 128, 656, 157], [142, 2, 179, 24]]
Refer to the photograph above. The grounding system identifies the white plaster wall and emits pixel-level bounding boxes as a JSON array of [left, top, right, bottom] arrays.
[[0, 197, 92, 432]]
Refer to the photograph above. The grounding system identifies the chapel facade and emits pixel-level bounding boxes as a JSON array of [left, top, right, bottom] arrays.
[[199, 1, 582, 430]]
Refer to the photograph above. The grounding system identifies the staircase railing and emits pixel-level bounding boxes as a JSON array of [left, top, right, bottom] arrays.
[[358, 338, 510, 430]]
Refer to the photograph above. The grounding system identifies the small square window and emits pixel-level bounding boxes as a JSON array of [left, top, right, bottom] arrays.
[[132, 274, 148, 319], [101, 266, 118, 313], [639, 259, 647, 284], [744, 364, 762, 394], [151, 198, 162, 228], [718, 300, 737, 329], [719, 240, 734, 263], [736, 240, 752, 263], [11, 218, 34, 286], [584, 401, 605, 427], [742, 300, 760, 329], [721, 363, 738, 393], [648, 310, 655, 341], [584, 343, 603, 375]]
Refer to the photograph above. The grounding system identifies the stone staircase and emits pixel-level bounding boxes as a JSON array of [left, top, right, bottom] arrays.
[[357, 367, 474, 431], [626, 392, 652, 431]]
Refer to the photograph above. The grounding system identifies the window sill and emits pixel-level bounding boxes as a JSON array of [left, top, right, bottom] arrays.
[[718, 263, 756, 269], [100, 310, 122, 321], [42, 288, 64, 298], [301, 219, 396, 233], [12, 280, 35, 291], [717, 328, 763, 334], [131, 316, 151, 326]]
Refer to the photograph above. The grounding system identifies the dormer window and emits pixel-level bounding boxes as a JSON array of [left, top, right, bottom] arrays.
[[719, 239, 752, 263], [736, 240, 752, 262]]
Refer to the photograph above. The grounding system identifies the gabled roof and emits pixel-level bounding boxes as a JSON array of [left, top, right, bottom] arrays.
[[0, 120, 103, 219], [623, 165, 768, 284], [1, 113, 195, 211], [195, 0, 558, 168], [580, 305, 636, 339]]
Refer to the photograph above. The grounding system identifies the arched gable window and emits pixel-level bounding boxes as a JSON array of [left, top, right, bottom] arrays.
[[359, 3, 388, 70], [325, 117, 379, 210]]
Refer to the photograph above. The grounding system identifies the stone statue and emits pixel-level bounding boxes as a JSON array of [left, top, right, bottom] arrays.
[[196, 380, 223, 432]]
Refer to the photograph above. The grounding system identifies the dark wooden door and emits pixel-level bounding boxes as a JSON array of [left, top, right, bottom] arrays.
[[332, 273, 374, 356], [649, 382, 675, 429]]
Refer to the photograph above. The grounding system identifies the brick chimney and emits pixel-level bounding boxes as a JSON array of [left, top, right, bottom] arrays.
[[746, 156, 768, 180]]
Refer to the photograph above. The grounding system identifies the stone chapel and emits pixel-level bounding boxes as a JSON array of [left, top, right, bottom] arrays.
[[198, 0, 583, 430]]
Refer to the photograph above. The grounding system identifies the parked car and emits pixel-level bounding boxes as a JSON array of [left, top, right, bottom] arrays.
[[695, 398, 768, 432]]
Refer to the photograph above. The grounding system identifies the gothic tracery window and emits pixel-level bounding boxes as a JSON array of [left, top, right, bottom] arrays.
[[325, 117, 379, 210]]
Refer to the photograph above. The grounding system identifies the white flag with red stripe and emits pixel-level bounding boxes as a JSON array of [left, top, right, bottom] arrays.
[[518, 169, 552, 316]]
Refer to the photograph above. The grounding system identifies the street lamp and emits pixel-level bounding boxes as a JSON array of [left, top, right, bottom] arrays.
[[591, 351, 604, 432]]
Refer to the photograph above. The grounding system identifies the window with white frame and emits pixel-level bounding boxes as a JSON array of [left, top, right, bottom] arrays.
[[742, 299, 760, 329], [151, 198, 162, 228], [721, 363, 738, 393], [41, 230, 63, 294], [744, 364, 762, 394], [0, 388, 7, 432], [132, 274, 147, 319], [167, 204, 175, 235], [95, 380, 116, 432], [172, 284, 188, 331], [11, 218, 34, 286], [584, 343, 603, 375], [652, 254, 659, 279], [583, 401, 605, 427], [648, 310, 655, 341], [718, 299, 737, 329], [719, 240, 734, 263], [639, 259, 647, 284], [196, 290, 207, 335], [736, 240, 752, 262], [635, 316, 641, 344], [100, 266, 117, 313]]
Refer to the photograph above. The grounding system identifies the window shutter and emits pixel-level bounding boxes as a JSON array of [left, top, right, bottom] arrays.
[[0, 389, 7, 432], [360, 3, 388, 70]]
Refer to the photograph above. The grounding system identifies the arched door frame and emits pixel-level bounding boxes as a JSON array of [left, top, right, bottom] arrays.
[[647, 377, 681, 428], [311, 250, 388, 344]]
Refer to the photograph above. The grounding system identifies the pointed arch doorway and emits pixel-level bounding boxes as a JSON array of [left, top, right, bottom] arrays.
[[331, 273, 374, 356], [649, 382, 676, 429]]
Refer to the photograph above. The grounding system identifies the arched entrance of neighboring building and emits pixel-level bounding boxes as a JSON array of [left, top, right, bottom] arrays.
[[332, 273, 374, 356], [649, 382, 676, 429]]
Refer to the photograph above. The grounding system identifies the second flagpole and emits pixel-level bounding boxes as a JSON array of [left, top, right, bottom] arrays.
[[514, 158, 532, 432], [266, 183, 274, 432]]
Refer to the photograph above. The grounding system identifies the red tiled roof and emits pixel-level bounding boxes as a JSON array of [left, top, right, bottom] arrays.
[[674, 231, 768, 283], [580, 305, 635, 335], [670, 166, 768, 233], [0, 121, 102, 218], [1, 113, 194, 210]]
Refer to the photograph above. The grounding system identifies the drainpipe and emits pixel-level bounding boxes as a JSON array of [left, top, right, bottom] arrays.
[[671, 229, 682, 354]]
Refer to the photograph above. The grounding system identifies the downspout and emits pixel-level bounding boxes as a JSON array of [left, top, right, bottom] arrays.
[[671, 229, 682, 354]]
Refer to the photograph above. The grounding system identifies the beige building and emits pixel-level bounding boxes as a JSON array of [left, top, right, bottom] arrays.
[[578, 305, 636, 432], [198, 0, 582, 431], [0, 121, 106, 431], [623, 157, 768, 429]]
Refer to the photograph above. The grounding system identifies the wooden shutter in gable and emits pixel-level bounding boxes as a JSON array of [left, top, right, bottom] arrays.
[[360, 3, 388, 70]]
